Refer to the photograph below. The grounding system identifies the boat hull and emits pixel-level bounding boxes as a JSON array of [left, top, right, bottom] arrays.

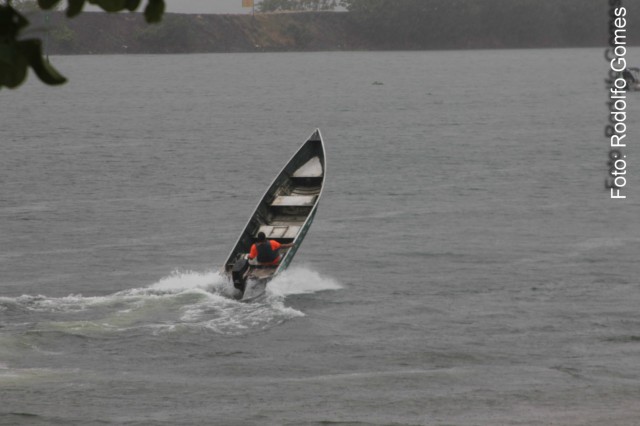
[[221, 129, 326, 299]]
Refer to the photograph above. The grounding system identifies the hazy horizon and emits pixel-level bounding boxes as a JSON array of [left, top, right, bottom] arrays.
[[166, 0, 252, 14], [83, 0, 255, 14], [84, 1, 344, 15]]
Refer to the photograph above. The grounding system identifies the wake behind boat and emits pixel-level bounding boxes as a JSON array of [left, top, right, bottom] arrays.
[[222, 129, 326, 300]]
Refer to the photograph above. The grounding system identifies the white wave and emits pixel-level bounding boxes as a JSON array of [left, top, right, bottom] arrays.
[[115, 269, 233, 298], [8, 294, 105, 312], [148, 269, 228, 293], [267, 266, 342, 297], [2, 266, 340, 336]]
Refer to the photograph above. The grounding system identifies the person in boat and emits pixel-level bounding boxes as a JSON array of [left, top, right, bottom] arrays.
[[248, 232, 294, 266]]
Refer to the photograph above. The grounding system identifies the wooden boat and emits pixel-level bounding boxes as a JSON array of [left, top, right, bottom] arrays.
[[222, 129, 326, 300]]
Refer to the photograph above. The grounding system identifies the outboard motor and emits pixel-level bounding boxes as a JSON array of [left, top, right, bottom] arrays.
[[231, 257, 250, 293]]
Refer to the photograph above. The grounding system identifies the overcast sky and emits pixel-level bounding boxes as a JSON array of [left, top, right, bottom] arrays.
[[165, 0, 256, 14]]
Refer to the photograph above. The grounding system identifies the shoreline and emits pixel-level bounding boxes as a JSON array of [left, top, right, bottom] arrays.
[[43, 8, 640, 55]]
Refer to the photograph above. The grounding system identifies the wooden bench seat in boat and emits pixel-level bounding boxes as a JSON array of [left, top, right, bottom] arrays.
[[271, 195, 316, 207], [257, 224, 301, 240]]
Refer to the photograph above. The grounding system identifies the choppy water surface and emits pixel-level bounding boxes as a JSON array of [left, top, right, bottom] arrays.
[[1, 49, 640, 425]]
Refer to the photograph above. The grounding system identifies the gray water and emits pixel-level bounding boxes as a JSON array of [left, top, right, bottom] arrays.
[[1, 49, 640, 425]]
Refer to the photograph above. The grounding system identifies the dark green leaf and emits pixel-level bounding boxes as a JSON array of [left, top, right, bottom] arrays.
[[124, 0, 142, 11], [37, 0, 63, 10], [0, 5, 30, 37], [19, 39, 67, 86], [90, 0, 127, 13], [0, 42, 17, 67], [144, 0, 165, 23], [7, 56, 28, 88], [66, 0, 86, 17], [0, 50, 28, 89]]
